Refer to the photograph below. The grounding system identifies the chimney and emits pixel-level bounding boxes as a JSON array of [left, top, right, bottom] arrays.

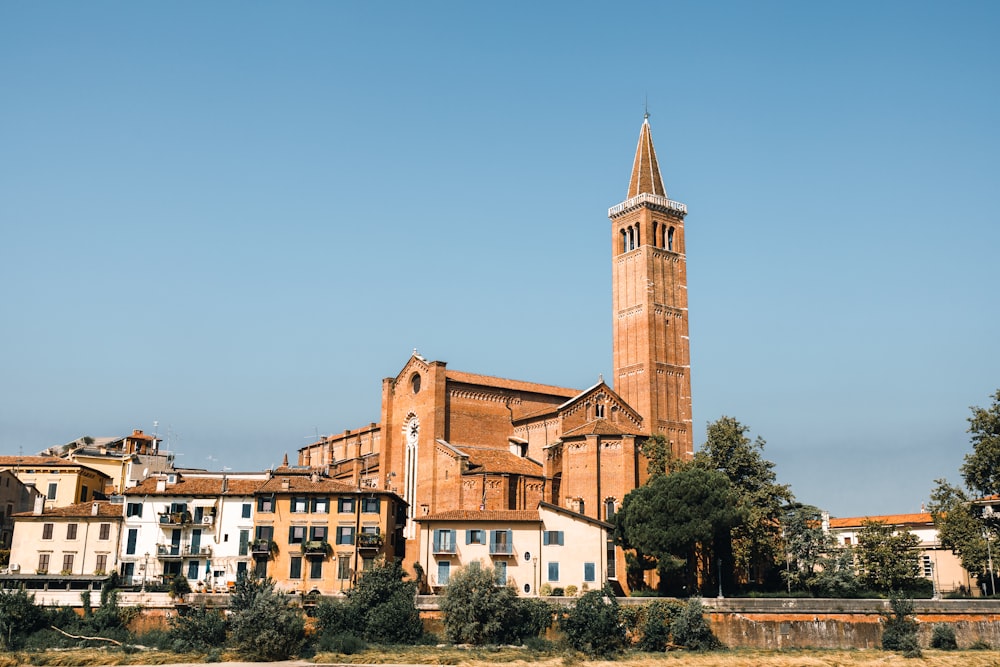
[[156, 478, 166, 493], [91, 502, 99, 516], [281, 478, 290, 491], [222, 476, 229, 493], [33, 494, 45, 515], [821, 511, 830, 532], [310, 471, 319, 483]]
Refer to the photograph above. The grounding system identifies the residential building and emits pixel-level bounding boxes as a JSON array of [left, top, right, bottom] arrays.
[[8, 498, 123, 577], [297, 117, 691, 592], [121, 471, 265, 590], [826, 512, 972, 595], [0, 456, 111, 510], [415, 503, 613, 595], [44, 429, 173, 494], [252, 465, 406, 595], [0, 470, 40, 550]]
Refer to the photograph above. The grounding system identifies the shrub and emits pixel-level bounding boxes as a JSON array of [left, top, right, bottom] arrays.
[[229, 575, 304, 660], [539, 583, 552, 596], [670, 598, 722, 651], [560, 585, 627, 657], [638, 599, 685, 651], [551, 587, 565, 596], [315, 598, 354, 637], [317, 631, 368, 654], [881, 591, 920, 657], [930, 623, 957, 650], [0, 588, 47, 650], [503, 598, 555, 643], [168, 603, 228, 651], [969, 639, 992, 650], [440, 563, 519, 644], [564, 585, 578, 597], [345, 559, 423, 643], [168, 574, 191, 600]]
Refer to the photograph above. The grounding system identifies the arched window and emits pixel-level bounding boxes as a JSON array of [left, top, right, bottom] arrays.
[[667, 226, 675, 252], [604, 498, 616, 520], [628, 227, 635, 251], [620, 229, 627, 254], [652, 221, 659, 248]]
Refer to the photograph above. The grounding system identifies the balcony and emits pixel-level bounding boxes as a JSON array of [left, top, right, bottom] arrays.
[[156, 544, 182, 559], [251, 539, 274, 558], [489, 541, 514, 557], [358, 533, 383, 551], [183, 545, 212, 558], [432, 540, 456, 555], [158, 511, 192, 526], [303, 541, 329, 558]]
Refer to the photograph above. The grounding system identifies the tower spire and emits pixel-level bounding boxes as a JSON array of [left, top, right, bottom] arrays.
[[626, 115, 666, 199]]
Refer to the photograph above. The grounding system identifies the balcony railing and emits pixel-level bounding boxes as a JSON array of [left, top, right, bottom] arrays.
[[251, 539, 274, 558], [433, 540, 456, 554], [158, 511, 192, 526], [156, 544, 182, 559], [608, 192, 687, 218], [489, 542, 514, 556], [358, 533, 383, 550], [303, 540, 329, 557], [183, 545, 212, 557]]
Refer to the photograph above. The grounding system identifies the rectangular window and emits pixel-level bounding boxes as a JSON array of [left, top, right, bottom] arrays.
[[255, 525, 274, 541], [547, 562, 559, 582], [37, 553, 50, 573], [193, 506, 204, 524], [121, 561, 135, 582], [433, 529, 456, 553], [288, 525, 306, 544], [362, 557, 374, 572], [490, 529, 512, 555], [187, 560, 200, 580], [543, 530, 564, 546], [309, 559, 323, 579], [290, 557, 302, 579], [291, 497, 308, 513], [169, 502, 188, 514], [311, 497, 330, 513], [96, 554, 107, 573], [466, 529, 485, 545], [338, 497, 355, 513], [254, 559, 268, 578], [361, 497, 380, 513], [495, 561, 507, 585], [42, 523, 53, 540], [66, 523, 78, 540], [844, 537, 852, 545], [126, 503, 143, 518], [257, 496, 274, 513], [584, 562, 596, 582], [336, 526, 355, 545], [337, 555, 351, 580], [242, 503, 252, 518], [99, 523, 111, 540], [310, 526, 328, 542], [62, 553, 74, 573], [80, 486, 88, 502], [437, 560, 450, 585], [47, 483, 57, 500], [606, 538, 616, 579], [239, 529, 250, 556], [126, 528, 138, 554]]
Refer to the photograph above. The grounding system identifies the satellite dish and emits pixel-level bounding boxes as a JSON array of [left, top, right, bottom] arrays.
[[142, 468, 149, 479]]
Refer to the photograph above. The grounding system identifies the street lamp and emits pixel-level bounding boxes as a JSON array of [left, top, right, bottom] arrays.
[[142, 552, 149, 592]]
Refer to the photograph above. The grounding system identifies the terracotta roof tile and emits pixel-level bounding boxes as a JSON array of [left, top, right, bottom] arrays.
[[124, 477, 264, 496], [458, 446, 543, 477], [257, 476, 369, 495], [0, 455, 87, 467], [13, 500, 124, 519], [828, 513, 934, 529], [417, 509, 540, 522], [561, 418, 644, 438], [445, 370, 578, 398]]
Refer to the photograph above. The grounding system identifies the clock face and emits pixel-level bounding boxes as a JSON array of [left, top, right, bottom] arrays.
[[406, 417, 419, 446]]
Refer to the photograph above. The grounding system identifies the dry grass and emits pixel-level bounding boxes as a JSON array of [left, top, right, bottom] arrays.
[[4, 647, 1000, 666]]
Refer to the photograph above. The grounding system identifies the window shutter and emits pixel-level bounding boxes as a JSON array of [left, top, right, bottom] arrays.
[[465, 529, 472, 545], [543, 531, 550, 546], [558, 531, 565, 546]]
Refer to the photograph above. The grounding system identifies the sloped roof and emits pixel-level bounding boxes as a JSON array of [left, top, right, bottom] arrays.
[[445, 369, 578, 398], [627, 115, 666, 199], [828, 513, 934, 529], [458, 445, 543, 477], [0, 455, 87, 468], [257, 475, 359, 495], [417, 509, 541, 523], [124, 476, 264, 497], [561, 418, 644, 438], [13, 500, 123, 519]]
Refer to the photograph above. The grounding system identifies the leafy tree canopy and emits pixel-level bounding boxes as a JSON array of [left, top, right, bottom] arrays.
[[961, 389, 1000, 496], [856, 520, 921, 592]]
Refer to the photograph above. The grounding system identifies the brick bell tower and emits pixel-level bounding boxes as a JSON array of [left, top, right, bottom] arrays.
[[609, 114, 693, 459]]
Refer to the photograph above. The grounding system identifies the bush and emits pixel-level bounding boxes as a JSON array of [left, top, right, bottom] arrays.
[[560, 585, 627, 657], [315, 598, 354, 637], [670, 598, 722, 651], [229, 575, 304, 660], [345, 559, 423, 643], [0, 588, 47, 650], [551, 587, 565, 596], [930, 623, 957, 650], [564, 585, 578, 597], [969, 639, 992, 650], [637, 599, 685, 652], [440, 563, 519, 644], [503, 598, 555, 644], [881, 592, 920, 657], [168, 603, 228, 651], [317, 631, 368, 654]]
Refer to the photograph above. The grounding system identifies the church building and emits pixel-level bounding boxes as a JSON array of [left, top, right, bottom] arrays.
[[298, 116, 693, 585]]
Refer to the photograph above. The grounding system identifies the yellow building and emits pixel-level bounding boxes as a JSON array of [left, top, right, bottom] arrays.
[[0, 456, 110, 510], [252, 466, 406, 595]]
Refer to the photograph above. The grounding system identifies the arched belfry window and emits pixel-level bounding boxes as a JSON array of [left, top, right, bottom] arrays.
[[620, 229, 627, 254], [652, 221, 659, 248], [605, 498, 617, 520], [667, 226, 675, 252]]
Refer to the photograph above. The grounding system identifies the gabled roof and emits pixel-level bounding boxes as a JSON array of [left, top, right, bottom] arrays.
[[13, 500, 123, 519], [538, 501, 614, 530], [627, 115, 666, 199], [561, 418, 644, 438], [123, 476, 263, 497], [416, 509, 541, 523], [458, 445, 544, 477], [0, 455, 87, 468], [828, 513, 934, 529], [256, 475, 360, 495]]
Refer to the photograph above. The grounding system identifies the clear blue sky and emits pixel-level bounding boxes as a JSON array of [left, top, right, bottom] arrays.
[[2, 2, 997, 517]]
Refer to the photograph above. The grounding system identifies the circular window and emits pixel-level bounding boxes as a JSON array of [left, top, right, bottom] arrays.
[[411, 373, 421, 394], [524, 583, 531, 593]]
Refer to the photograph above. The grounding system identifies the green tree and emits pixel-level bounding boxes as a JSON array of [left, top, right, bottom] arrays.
[[0, 588, 47, 650], [343, 559, 422, 643], [560, 585, 627, 657], [615, 465, 740, 594], [439, 562, 550, 644], [695, 416, 792, 589], [856, 520, 920, 592], [881, 591, 920, 657], [168, 603, 228, 652], [960, 389, 1000, 496], [643, 433, 672, 479], [229, 575, 304, 660], [929, 479, 992, 588], [780, 504, 830, 593]]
